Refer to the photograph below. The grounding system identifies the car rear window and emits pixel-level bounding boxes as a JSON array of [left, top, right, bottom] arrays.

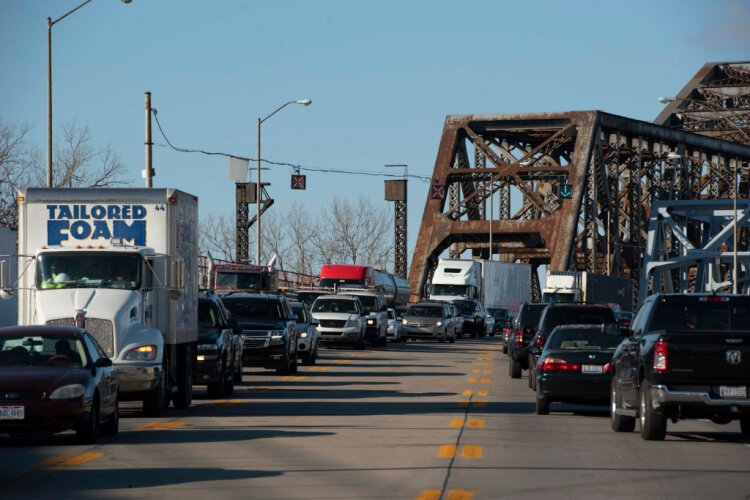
[[519, 305, 546, 327], [650, 301, 750, 332], [547, 329, 622, 350], [546, 308, 614, 328]]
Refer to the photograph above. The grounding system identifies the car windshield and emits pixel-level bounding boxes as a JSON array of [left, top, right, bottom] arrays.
[[547, 329, 623, 350], [198, 301, 219, 333], [292, 305, 308, 324], [650, 301, 750, 332], [488, 308, 511, 319], [36, 252, 141, 290], [407, 305, 443, 318], [354, 295, 377, 313], [312, 299, 359, 314], [223, 299, 284, 322], [387, 309, 396, 320], [0, 335, 87, 367], [297, 291, 326, 306]]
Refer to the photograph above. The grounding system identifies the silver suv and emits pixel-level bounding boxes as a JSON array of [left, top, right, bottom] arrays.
[[310, 295, 367, 349], [340, 289, 388, 347]]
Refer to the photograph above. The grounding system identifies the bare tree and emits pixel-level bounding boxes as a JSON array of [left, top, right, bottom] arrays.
[[0, 121, 35, 227], [199, 212, 236, 261], [285, 201, 315, 275]]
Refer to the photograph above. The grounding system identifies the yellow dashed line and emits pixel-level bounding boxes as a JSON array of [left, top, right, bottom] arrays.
[[482, 370, 492, 374], [136, 420, 187, 431], [463, 390, 473, 396], [333, 359, 353, 364], [471, 369, 481, 374], [468, 378, 478, 383], [308, 366, 330, 372], [56, 451, 104, 467], [281, 375, 307, 381], [461, 445, 483, 459], [447, 490, 475, 500], [478, 390, 489, 396], [213, 399, 243, 405], [480, 378, 491, 384], [450, 419, 464, 427], [417, 490, 441, 500], [134, 421, 161, 431], [31, 452, 79, 468], [468, 419, 485, 428], [438, 445, 457, 458], [349, 353, 369, 358]]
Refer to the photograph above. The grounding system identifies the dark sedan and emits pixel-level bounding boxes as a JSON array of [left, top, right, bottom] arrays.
[[0, 326, 119, 443], [530, 324, 622, 415]]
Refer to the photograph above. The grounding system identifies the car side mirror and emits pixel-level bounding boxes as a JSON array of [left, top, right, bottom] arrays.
[[446, 314, 452, 319], [289, 314, 298, 321], [95, 357, 113, 368], [311, 319, 319, 326]]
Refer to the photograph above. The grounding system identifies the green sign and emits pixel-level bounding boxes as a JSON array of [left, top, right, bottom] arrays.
[[559, 184, 572, 199]]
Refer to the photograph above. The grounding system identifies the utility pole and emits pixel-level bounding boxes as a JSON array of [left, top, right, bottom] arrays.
[[144, 92, 154, 187]]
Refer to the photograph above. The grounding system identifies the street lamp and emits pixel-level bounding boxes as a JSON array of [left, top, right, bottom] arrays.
[[47, 0, 132, 187], [256, 99, 312, 265], [659, 96, 749, 294]]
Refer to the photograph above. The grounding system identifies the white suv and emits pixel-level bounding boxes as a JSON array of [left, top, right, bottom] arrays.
[[342, 290, 388, 347], [310, 295, 367, 349]]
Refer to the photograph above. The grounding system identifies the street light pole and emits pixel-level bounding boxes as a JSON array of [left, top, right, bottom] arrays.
[[46, 0, 132, 187], [256, 99, 312, 265], [659, 96, 750, 293]]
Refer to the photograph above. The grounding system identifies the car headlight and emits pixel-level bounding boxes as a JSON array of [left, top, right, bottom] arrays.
[[124, 345, 157, 361], [197, 344, 219, 351], [366, 319, 376, 326], [436, 321, 443, 327], [402, 319, 408, 325], [270, 330, 286, 345], [299, 332, 308, 339], [49, 383, 85, 400]]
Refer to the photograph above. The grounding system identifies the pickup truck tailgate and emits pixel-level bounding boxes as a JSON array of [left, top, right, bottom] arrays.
[[664, 331, 750, 384]]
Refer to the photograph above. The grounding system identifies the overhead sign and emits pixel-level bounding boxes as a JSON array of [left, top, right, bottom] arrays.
[[430, 184, 445, 200], [291, 174, 307, 190], [559, 184, 572, 199]]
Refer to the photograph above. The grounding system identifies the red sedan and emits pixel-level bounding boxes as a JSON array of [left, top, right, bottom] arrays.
[[0, 325, 119, 443]]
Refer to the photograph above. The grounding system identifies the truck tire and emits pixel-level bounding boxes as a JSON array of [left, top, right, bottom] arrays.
[[509, 357, 522, 379], [207, 360, 225, 398], [639, 382, 667, 440], [143, 372, 165, 417], [610, 378, 635, 432], [535, 392, 550, 415], [233, 360, 243, 383], [173, 345, 193, 409], [740, 414, 750, 438]]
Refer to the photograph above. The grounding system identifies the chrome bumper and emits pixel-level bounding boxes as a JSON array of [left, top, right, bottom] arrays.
[[650, 384, 750, 409], [116, 362, 162, 393]]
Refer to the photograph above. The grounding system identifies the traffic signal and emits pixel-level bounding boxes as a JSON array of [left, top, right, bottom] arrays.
[[291, 174, 306, 190]]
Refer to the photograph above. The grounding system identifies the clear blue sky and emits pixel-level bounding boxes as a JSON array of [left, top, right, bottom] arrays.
[[2, 0, 749, 269]]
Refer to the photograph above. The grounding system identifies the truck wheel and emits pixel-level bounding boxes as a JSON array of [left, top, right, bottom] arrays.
[[233, 361, 243, 384], [535, 392, 549, 415], [739, 414, 750, 438], [610, 378, 635, 432], [356, 331, 367, 350], [639, 382, 667, 440], [173, 345, 193, 409], [289, 355, 298, 374], [76, 395, 100, 444], [223, 362, 235, 395], [509, 357, 522, 379], [143, 373, 165, 417], [379, 333, 387, 347]]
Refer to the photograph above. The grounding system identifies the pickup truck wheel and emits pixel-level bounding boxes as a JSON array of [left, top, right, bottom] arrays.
[[207, 361, 225, 398], [356, 331, 367, 350], [509, 357, 522, 379], [223, 363, 235, 395], [740, 414, 750, 438], [639, 382, 667, 440], [289, 355, 298, 374], [610, 378, 635, 432], [535, 392, 549, 415], [173, 346, 193, 409]]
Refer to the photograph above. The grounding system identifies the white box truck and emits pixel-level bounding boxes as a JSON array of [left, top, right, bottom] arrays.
[[1, 188, 198, 416], [429, 258, 531, 311], [542, 270, 634, 312]]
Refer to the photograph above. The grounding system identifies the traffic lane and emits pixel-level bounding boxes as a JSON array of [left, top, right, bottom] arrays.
[[0, 339, 484, 499], [446, 354, 750, 500]]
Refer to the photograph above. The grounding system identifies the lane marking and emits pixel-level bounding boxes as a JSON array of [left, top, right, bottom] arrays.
[[482, 370, 492, 374], [477, 390, 489, 396], [136, 420, 187, 431], [281, 375, 307, 381], [213, 399, 243, 405], [468, 378, 478, 383], [480, 378, 491, 384], [450, 419, 464, 427], [438, 445, 457, 458], [463, 390, 473, 396], [56, 451, 104, 467], [447, 490, 475, 500], [349, 353, 369, 358], [308, 366, 330, 372], [461, 445, 483, 459], [417, 490, 441, 500], [31, 452, 79, 469], [471, 369, 481, 374], [333, 359, 353, 364], [467, 419, 485, 428], [134, 421, 161, 431]]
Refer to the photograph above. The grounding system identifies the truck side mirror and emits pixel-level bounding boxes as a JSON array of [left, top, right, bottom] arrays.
[[168, 258, 184, 299], [0, 260, 12, 300]]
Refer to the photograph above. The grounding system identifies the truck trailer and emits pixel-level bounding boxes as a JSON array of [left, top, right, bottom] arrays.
[[542, 271, 634, 312], [2, 188, 198, 417]]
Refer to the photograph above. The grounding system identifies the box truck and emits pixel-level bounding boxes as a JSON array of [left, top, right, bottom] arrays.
[[1, 188, 198, 417], [429, 258, 531, 311], [542, 271, 634, 312]]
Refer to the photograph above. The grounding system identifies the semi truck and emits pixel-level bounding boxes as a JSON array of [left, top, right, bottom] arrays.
[[428, 259, 531, 312], [542, 270, 634, 312], [1, 188, 198, 417]]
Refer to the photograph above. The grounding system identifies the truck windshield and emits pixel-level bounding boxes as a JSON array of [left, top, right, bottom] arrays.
[[216, 271, 262, 290], [36, 252, 141, 290], [353, 295, 377, 313], [319, 278, 364, 288], [543, 292, 577, 303], [431, 284, 469, 297]]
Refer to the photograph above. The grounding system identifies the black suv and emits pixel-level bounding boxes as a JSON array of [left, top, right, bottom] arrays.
[[487, 307, 513, 340], [527, 303, 617, 390], [195, 295, 243, 398], [221, 293, 299, 374], [508, 303, 548, 379], [451, 299, 487, 338]]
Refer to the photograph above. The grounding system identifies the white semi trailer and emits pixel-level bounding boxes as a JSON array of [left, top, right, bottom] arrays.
[[1, 188, 198, 416]]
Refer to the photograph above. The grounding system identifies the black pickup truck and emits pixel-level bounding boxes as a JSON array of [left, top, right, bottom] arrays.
[[610, 294, 750, 440]]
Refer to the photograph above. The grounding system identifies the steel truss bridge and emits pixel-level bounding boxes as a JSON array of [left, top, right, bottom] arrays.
[[408, 110, 750, 303]]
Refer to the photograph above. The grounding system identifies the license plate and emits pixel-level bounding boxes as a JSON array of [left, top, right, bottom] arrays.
[[0, 406, 24, 420], [719, 386, 747, 398], [581, 364, 603, 374]]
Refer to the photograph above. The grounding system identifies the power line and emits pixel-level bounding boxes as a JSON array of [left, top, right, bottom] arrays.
[[151, 109, 430, 182]]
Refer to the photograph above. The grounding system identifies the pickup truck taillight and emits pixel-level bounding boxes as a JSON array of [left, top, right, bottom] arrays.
[[539, 357, 580, 372], [535, 333, 546, 349], [514, 328, 524, 347], [653, 340, 668, 373]]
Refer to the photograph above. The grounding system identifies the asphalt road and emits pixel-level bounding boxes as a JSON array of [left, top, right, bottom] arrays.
[[1, 337, 749, 499]]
